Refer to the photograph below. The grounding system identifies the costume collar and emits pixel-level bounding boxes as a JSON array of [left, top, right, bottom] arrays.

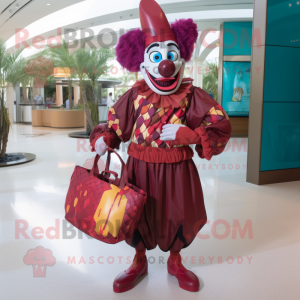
[[132, 78, 193, 109]]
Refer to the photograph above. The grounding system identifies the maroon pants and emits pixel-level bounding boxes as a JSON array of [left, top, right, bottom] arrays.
[[125, 157, 207, 252]]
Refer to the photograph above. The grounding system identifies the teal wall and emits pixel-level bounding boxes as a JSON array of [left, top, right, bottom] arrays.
[[264, 46, 300, 103], [260, 0, 300, 171], [261, 103, 300, 171], [266, 0, 300, 48], [223, 22, 253, 56]]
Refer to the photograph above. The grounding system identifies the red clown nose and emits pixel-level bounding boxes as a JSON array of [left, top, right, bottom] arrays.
[[139, 0, 177, 48]]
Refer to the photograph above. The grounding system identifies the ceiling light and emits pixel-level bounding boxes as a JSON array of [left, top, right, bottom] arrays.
[[47, 3, 51, 5]]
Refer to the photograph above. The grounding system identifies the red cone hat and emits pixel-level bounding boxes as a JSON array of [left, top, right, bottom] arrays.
[[139, 0, 177, 48]]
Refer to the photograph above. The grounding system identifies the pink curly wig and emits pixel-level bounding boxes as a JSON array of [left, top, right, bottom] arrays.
[[116, 28, 145, 72], [116, 19, 198, 72], [171, 18, 198, 62]]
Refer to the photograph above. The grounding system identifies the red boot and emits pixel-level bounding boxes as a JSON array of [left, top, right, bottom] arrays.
[[113, 249, 147, 293], [167, 251, 200, 292]]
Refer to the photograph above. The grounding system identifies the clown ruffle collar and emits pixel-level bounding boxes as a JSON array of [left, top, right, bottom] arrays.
[[132, 78, 194, 109]]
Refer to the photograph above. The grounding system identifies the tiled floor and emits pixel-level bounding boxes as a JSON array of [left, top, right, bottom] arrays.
[[1, 124, 299, 300]]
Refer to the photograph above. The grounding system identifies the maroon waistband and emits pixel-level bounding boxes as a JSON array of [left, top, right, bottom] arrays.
[[127, 142, 194, 164]]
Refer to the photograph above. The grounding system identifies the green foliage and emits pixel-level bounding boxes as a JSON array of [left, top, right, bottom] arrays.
[[71, 46, 114, 132], [102, 88, 107, 98], [73, 46, 114, 101], [0, 39, 27, 157], [44, 84, 56, 99], [82, 47, 115, 82], [43, 38, 76, 76], [115, 87, 129, 98], [114, 72, 137, 98], [202, 62, 219, 101], [75, 103, 84, 110], [42, 40, 115, 132], [43, 38, 76, 109], [120, 72, 136, 86], [0, 96, 10, 158]]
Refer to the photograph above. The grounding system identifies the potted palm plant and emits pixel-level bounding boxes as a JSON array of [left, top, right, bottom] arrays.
[[72, 46, 114, 135], [84, 47, 114, 103], [82, 47, 114, 127], [0, 39, 35, 164], [44, 38, 76, 110]]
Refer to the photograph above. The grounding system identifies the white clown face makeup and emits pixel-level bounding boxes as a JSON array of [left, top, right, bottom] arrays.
[[140, 40, 186, 95]]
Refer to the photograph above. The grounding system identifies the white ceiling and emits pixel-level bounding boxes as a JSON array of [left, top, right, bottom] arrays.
[[0, 0, 84, 41], [4, 0, 254, 51]]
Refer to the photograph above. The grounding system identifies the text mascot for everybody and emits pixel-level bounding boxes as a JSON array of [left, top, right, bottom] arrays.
[[90, 0, 231, 293]]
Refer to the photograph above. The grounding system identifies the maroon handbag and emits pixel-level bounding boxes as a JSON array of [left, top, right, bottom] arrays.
[[65, 148, 147, 244]]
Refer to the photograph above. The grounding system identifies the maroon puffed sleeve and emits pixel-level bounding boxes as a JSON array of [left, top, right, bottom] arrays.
[[90, 87, 137, 151], [185, 87, 231, 160]]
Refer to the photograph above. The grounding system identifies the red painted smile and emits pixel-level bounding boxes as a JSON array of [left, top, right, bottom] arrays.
[[146, 68, 181, 92]]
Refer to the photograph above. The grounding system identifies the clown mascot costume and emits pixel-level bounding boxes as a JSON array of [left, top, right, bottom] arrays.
[[90, 0, 231, 293]]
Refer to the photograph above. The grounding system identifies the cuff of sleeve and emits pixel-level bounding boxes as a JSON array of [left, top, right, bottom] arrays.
[[90, 131, 120, 152], [169, 126, 201, 146], [194, 127, 213, 161]]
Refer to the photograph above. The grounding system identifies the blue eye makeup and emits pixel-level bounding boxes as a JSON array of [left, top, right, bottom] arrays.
[[167, 51, 178, 61], [149, 51, 162, 63]]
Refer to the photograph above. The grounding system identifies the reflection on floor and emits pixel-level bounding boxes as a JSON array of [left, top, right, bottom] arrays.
[[1, 124, 299, 300]]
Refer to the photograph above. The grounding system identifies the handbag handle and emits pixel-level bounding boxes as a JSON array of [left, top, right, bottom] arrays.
[[90, 154, 102, 178], [100, 170, 118, 180], [103, 150, 112, 179], [91, 148, 128, 189], [106, 148, 128, 189]]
